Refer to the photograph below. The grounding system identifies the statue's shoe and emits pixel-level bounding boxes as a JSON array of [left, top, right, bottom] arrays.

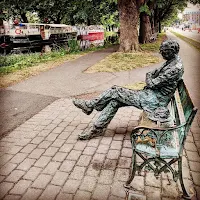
[[73, 99, 93, 115], [78, 127, 105, 140]]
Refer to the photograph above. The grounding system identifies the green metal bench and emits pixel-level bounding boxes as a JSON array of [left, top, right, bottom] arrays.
[[124, 80, 198, 199]]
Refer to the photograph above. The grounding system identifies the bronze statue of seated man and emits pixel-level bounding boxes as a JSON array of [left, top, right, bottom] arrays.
[[73, 39, 184, 140]]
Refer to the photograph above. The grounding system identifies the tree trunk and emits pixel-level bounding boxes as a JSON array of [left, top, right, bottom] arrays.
[[118, 0, 140, 52], [150, 16, 155, 34], [139, 12, 152, 44], [159, 21, 161, 33], [21, 13, 28, 23]]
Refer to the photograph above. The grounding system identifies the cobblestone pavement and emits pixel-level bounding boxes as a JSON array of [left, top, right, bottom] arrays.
[[0, 99, 200, 200]]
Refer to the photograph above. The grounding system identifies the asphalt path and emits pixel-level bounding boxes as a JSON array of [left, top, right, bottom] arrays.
[[0, 89, 57, 137], [172, 28, 200, 42]]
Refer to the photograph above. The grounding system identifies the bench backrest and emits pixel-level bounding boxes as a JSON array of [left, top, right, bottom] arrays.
[[173, 80, 197, 143]]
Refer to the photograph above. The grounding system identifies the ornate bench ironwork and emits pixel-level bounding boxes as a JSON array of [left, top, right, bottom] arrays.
[[124, 80, 198, 199]]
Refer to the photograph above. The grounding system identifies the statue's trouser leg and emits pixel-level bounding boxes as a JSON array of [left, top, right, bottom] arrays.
[[94, 100, 124, 128], [89, 86, 142, 129], [89, 86, 141, 112]]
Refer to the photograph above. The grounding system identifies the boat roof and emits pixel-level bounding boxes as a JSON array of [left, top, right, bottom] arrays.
[[20, 23, 72, 27]]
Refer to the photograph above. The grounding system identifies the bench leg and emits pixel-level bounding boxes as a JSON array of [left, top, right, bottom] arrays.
[[124, 150, 136, 188], [178, 157, 191, 199]]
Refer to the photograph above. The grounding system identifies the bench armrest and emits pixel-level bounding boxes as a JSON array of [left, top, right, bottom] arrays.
[[130, 124, 186, 156]]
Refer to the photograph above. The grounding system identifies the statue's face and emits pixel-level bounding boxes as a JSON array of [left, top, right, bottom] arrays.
[[160, 48, 175, 60]]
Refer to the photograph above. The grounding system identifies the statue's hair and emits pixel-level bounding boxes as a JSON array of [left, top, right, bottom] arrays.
[[160, 39, 180, 54]]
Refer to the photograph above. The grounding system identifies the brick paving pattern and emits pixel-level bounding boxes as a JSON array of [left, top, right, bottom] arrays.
[[0, 99, 200, 200]]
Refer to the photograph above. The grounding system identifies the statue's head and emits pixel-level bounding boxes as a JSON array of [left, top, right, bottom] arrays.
[[159, 40, 180, 60]]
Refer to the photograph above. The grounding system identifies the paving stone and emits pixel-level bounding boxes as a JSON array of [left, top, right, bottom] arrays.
[[52, 126, 65, 134], [64, 126, 76, 132], [107, 150, 120, 160], [100, 137, 112, 145], [31, 137, 44, 145], [87, 139, 100, 147], [104, 129, 115, 137], [10, 153, 28, 164], [17, 158, 36, 171], [113, 134, 124, 141], [77, 155, 92, 167], [184, 142, 198, 152], [73, 141, 87, 151], [59, 143, 74, 153], [7, 146, 23, 154], [42, 161, 61, 175], [52, 152, 68, 162], [32, 174, 52, 189], [0, 154, 14, 166], [123, 140, 132, 148], [108, 195, 125, 200], [69, 166, 86, 180], [118, 157, 131, 168], [21, 144, 37, 154], [34, 156, 51, 168], [121, 148, 132, 157], [110, 141, 123, 150], [162, 180, 179, 198], [38, 185, 61, 200], [59, 160, 76, 172], [10, 180, 32, 195], [0, 175, 5, 182], [23, 167, 42, 181], [104, 159, 117, 170], [83, 146, 97, 155], [3, 194, 21, 200], [96, 144, 109, 154], [0, 182, 14, 199], [92, 153, 106, 163], [98, 170, 114, 185], [63, 179, 81, 193], [92, 184, 111, 200], [46, 133, 58, 142], [189, 161, 200, 172], [5, 170, 25, 182], [51, 139, 65, 147], [186, 151, 200, 162], [130, 176, 145, 191], [43, 147, 59, 157], [56, 192, 73, 200], [114, 168, 129, 182], [86, 164, 101, 177], [111, 181, 126, 198], [28, 148, 45, 159], [145, 172, 161, 188], [38, 129, 52, 137], [74, 190, 91, 200], [186, 135, 194, 143], [38, 140, 52, 149], [0, 163, 17, 176], [51, 171, 69, 186], [191, 171, 200, 186], [57, 131, 71, 140], [21, 188, 42, 200], [67, 150, 82, 160], [145, 186, 161, 200], [79, 176, 97, 192]]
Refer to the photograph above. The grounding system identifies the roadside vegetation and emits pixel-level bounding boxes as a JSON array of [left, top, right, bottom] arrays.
[[85, 33, 166, 73], [0, 42, 113, 88], [170, 31, 200, 52]]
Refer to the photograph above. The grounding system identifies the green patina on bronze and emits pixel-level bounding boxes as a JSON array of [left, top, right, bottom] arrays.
[[73, 40, 198, 198]]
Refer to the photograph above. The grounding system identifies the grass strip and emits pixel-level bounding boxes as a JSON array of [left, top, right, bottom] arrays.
[[170, 31, 200, 52], [140, 33, 167, 52]]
